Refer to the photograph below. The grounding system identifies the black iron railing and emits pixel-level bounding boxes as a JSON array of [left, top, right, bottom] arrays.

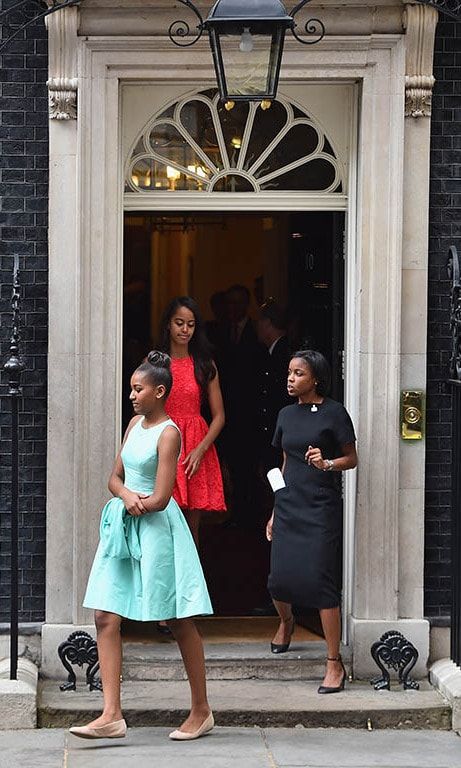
[[2, 256, 25, 680], [451, 382, 461, 666], [447, 245, 461, 666]]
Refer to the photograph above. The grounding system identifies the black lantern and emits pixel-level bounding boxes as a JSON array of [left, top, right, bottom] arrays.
[[203, 0, 294, 102], [168, 0, 325, 104]]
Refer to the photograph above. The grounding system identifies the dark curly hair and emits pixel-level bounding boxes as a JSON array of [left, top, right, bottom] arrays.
[[291, 349, 331, 396], [135, 350, 173, 398], [158, 296, 216, 397]]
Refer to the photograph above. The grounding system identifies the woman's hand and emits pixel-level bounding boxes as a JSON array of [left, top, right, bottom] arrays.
[[266, 512, 274, 542], [305, 445, 326, 470], [183, 445, 206, 479], [121, 489, 148, 516]]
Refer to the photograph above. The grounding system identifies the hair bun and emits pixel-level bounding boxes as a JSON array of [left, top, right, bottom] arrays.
[[147, 350, 171, 369]]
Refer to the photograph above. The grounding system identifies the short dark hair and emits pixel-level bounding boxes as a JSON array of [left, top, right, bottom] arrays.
[[136, 350, 173, 398], [291, 349, 331, 396], [260, 300, 287, 331]]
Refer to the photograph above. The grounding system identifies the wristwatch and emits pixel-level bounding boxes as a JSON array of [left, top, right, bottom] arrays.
[[323, 459, 334, 472]]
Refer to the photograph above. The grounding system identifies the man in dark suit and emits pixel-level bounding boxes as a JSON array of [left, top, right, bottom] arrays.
[[219, 285, 265, 526], [256, 300, 292, 473]]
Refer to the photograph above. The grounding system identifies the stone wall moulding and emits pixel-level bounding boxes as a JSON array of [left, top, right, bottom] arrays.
[[403, 3, 438, 118], [46, 6, 79, 120]]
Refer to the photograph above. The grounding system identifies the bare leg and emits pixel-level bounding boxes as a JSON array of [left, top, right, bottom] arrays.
[[86, 610, 123, 727], [319, 606, 344, 687], [271, 598, 294, 645], [168, 618, 211, 732], [184, 509, 201, 548]]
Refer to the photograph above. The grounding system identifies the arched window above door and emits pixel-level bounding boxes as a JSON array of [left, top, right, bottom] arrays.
[[125, 89, 343, 195]]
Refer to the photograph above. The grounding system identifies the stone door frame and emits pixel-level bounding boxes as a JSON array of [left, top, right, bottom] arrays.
[[42, 28, 432, 677]]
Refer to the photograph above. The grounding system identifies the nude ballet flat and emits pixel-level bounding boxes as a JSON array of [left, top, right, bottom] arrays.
[[168, 712, 214, 741], [69, 718, 127, 740]]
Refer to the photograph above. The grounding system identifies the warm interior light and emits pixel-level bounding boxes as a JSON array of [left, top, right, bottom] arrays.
[[166, 165, 181, 180], [224, 101, 235, 111], [131, 173, 139, 187], [231, 136, 242, 150], [239, 27, 254, 53], [187, 164, 208, 179]]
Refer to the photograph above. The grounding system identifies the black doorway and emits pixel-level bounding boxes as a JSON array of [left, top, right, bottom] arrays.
[[123, 210, 345, 615]]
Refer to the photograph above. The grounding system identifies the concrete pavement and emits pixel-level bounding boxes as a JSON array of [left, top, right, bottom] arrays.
[[2, 727, 461, 768]]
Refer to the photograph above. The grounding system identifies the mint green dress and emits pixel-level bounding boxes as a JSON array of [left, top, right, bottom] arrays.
[[83, 417, 213, 621]]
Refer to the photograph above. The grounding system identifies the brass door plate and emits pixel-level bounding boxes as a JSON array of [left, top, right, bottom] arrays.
[[400, 390, 424, 440]]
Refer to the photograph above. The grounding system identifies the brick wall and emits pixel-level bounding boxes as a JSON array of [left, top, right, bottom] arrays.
[[0, 3, 48, 622], [425, 19, 461, 620]]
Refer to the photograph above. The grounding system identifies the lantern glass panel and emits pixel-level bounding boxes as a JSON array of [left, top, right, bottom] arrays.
[[212, 28, 284, 100]]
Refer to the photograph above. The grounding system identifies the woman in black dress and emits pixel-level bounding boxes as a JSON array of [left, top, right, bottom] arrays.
[[266, 350, 357, 694]]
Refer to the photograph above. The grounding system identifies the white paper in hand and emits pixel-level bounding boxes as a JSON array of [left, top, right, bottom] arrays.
[[267, 468, 286, 492]]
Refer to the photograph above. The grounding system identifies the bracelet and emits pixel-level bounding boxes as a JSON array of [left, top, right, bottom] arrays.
[[323, 459, 334, 472]]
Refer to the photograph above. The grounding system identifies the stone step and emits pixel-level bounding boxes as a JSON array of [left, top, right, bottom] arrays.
[[38, 679, 452, 730], [121, 640, 349, 681]]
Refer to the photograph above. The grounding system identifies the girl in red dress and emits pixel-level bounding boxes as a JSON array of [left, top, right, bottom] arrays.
[[160, 296, 226, 546]]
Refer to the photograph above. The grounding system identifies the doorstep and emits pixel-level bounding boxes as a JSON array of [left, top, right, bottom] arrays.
[[121, 616, 333, 682], [38, 678, 451, 730], [121, 639, 349, 681]]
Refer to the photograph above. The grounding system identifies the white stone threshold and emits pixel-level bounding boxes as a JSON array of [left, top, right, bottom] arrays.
[[430, 658, 461, 731], [0, 658, 38, 729]]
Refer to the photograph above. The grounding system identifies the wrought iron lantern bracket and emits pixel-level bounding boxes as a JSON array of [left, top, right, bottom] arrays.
[[0, 0, 82, 54], [169, 0, 325, 49]]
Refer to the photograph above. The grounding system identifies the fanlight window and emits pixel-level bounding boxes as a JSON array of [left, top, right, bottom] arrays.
[[125, 89, 343, 194]]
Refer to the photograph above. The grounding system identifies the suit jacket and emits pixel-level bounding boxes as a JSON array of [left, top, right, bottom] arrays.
[[258, 335, 292, 446], [220, 318, 266, 433]]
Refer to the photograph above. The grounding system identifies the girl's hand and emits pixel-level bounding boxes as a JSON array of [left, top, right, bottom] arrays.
[[305, 445, 325, 470], [183, 446, 206, 479], [121, 490, 148, 516], [266, 512, 274, 542]]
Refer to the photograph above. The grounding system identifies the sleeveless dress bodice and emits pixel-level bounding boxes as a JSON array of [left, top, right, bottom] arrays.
[[121, 417, 171, 496], [165, 356, 225, 512]]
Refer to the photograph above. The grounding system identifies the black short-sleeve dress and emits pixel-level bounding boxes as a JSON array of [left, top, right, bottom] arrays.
[[267, 399, 356, 610]]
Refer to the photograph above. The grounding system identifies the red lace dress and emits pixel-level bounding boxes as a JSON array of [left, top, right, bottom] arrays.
[[166, 356, 226, 512]]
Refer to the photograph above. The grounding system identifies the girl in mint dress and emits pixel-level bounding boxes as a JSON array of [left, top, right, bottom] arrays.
[[70, 352, 214, 742]]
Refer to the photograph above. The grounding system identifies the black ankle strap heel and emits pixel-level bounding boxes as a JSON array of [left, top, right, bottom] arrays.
[[317, 655, 346, 694]]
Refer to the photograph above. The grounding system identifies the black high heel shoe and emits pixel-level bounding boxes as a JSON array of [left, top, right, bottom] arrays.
[[156, 622, 172, 636], [317, 655, 346, 694], [270, 616, 295, 654]]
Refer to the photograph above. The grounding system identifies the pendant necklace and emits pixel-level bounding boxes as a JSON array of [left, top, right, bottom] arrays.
[[311, 404, 318, 412]]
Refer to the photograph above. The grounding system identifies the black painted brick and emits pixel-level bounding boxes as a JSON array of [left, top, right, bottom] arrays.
[[0, 2, 48, 623], [426, 21, 461, 620]]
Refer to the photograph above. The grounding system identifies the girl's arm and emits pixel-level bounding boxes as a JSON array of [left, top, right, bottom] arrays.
[[141, 426, 181, 514], [183, 364, 225, 479], [108, 416, 147, 516], [305, 442, 358, 471]]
